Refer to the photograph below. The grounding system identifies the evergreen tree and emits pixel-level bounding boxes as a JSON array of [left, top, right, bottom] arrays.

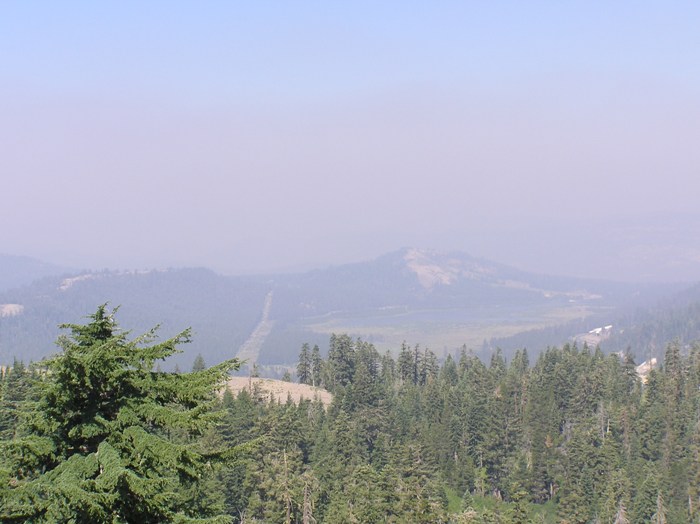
[[398, 342, 414, 384], [509, 487, 532, 524], [412, 344, 422, 385], [0, 305, 243, 523], [325, 334, 355, 391], [440, 354, 459, 386], [380, 350, 396, 385], [0, 359, 35, 440], [324, 464, 391, 523], [297, 343, 312, 385], [420, 348, 439, 385], [311, 345, 322, 388], [631, 465, 659, 522], [192, 353, 207, 372], [651, 491, 668, 524]]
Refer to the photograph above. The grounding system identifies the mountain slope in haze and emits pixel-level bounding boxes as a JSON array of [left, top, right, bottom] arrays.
[[597, 281, 700, 358], [485, 278, 698, 362], [0, 254, 72, 292], [0, 248, 681, 369], [258, 248, 672, 363], [270, 247, 631, 318], [0, 268, 270, 368]]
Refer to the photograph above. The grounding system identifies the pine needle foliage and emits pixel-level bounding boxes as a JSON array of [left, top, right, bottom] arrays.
[[0, 305, 242, 523]]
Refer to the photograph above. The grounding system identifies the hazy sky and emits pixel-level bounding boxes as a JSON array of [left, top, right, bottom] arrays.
[[2, 2, 699, 280]]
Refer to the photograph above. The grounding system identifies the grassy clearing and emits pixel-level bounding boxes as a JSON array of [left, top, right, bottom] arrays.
[[301, 304, 598, 355]]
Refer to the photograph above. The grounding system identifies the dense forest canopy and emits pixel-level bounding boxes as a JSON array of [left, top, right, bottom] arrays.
[[2, 310, 700, 523]]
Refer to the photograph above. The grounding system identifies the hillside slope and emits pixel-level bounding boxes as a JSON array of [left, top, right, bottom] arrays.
[[0, 254, 71, 292], [258, 248, 670, 363], [0, 268, 270, 368], [0, 248, 678, 368]]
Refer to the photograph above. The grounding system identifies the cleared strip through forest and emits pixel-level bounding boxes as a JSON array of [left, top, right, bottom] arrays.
[[235, 290, 274, 365]]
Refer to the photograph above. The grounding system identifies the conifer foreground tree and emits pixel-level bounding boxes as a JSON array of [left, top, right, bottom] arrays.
[[0, 305, 243, 523]]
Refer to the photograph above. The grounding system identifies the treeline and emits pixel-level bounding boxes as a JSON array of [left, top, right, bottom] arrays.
[[287, 336, 700, 523], [3, 331, 700, 522]]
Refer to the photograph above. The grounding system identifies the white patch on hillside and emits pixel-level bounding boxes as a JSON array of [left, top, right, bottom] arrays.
[[404, 248, 460, 288], [403, 248, 494, 289], [573, 324, 613, 347], [0, 304, 24, 317], [58, 269, 166, 291], [58, 273, 100, 291], [403, 248, 601, 301]]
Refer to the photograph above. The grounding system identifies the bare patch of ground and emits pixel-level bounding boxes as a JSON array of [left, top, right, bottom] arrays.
[[404, 248, 462, 289], [305, 304, 595, 356], [0, 304, 24, 317], [224, 376, 333, 406]]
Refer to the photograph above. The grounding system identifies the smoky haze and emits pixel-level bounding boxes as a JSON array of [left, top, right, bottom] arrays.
[[2, 3, 699, 282]]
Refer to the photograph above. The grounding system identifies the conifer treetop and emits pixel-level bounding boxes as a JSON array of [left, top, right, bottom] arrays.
[[1, 305, 242, 523]]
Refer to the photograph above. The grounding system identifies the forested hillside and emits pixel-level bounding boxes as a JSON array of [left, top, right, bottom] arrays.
[[488, 280, 700, 364], [1, 248, 673, 369], [600, 283, 700, 359], [0, 268, 270, 367], [3, 317, 700, 523]]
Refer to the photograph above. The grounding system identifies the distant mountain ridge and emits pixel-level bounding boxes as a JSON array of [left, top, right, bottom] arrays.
[[0, 248, 684, 370], [269, 247, 640, 317], [0, 254, 72, 292], [261, 248, 670, 364], [0, 267, 270, 368]]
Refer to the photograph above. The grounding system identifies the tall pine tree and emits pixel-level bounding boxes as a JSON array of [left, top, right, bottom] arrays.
[[0, 305, 243, 523]]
